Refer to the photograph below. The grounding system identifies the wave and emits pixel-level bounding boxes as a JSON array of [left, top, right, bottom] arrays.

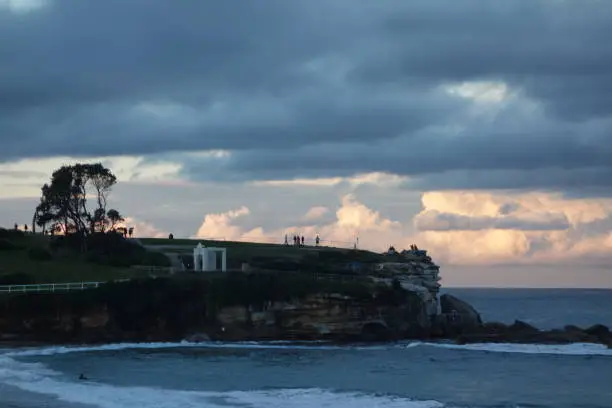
[[0, 354, 443, 408], [2, 340, 394, 358], [4, 338, 612, 359], [414, 341, 612, 356]]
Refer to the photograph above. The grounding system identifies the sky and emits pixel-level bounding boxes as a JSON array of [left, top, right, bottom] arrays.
[[1, 0, 611, 288]]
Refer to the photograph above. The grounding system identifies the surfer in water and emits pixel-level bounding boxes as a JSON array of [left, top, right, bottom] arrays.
[[78, 373, 88, 380]]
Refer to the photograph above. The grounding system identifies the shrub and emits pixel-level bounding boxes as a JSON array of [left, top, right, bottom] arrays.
[[141, 251, 171, 267], [27, 246, 53, 261], [0, 228, 24, 239], [54, 232, 151, 267], [0, 272, 36, 285], [0, 238, 18, 251]]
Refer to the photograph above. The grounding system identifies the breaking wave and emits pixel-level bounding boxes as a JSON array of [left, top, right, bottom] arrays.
[[0, 353, 442, 408], [2, 340, 389, 358], [3, 338, 611, 359], [412, 341, 612, 356]]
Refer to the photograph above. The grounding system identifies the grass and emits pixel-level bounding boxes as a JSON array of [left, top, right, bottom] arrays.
[[0, 250, 144, 283], [0, 232, 151, 284], [139, 237, 387, 268], [0, 232, 387, 284]]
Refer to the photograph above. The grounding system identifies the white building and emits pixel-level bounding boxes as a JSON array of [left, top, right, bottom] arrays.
[[193, 243, 227, 272]]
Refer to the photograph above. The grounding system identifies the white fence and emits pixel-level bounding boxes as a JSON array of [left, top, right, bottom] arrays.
[[0, 281, 108, 294]]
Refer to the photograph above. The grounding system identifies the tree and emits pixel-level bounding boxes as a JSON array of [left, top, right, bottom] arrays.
[[33, 163, 118, 250], [107, 209, 124, 231]]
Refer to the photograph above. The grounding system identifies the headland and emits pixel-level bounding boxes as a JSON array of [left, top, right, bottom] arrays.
[[0, 227, 610, 348]]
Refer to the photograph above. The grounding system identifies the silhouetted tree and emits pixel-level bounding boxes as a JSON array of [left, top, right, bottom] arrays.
[[33, 163, 118, 251], [107, 209, 124, 231]]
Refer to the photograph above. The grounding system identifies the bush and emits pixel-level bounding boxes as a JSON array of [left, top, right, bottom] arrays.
[[141, 251, 171, 267], [53, 232, 150, 267], [0, 228, 24, 239], [27, 246, 53, 261], [0, 238, 19, 251], [0, 272, 36, 285]]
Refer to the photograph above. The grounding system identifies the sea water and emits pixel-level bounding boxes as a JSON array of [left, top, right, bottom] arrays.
[[1, 288, 611, 408]]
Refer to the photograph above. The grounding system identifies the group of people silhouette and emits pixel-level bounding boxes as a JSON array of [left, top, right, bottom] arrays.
[[284, 234, 321, 247]]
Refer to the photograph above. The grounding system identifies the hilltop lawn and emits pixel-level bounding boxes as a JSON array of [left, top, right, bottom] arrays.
[[0, 231, 154, 284], [0, 250, 144, 283]]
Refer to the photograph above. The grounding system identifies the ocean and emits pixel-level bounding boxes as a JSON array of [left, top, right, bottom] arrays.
[[1, 288, 611, 408]]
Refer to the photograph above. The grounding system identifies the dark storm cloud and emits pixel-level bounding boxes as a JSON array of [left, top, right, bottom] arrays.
[[359, 1, 612, 120], [1, 0, 612, 191]]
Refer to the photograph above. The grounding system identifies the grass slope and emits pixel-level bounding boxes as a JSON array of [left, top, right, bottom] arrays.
[[0, 232, 150, 284], [140, 237, 386, 267]]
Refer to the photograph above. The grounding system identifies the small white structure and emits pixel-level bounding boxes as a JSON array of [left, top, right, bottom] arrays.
[[193, 242, 227, 272]]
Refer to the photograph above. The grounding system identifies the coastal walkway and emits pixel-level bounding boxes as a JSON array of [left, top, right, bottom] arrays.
[[0, 280, 128, 294]]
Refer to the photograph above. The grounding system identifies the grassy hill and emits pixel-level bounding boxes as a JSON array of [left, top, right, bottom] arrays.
[[0, 230, 387, 285], [0, 229, 158, 284], [139, 237, 386, 269]]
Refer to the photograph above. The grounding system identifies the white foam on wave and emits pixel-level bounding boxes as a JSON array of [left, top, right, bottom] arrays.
[[3, 340, 394, 358], [4, 338, 612, 360], [0, 353, 443, 408], [415, 341, 612, 356]]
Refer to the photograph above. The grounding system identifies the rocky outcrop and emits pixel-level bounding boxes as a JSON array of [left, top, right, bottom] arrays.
[[373, 257, 441, 316], [453, 320, 612, 347], [440, 294, 483, 327]]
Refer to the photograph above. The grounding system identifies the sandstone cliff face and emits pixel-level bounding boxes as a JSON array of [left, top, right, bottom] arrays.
[[0, 284, 431, 344], [373, 260, 441, 317], [215, 293, 430, 341]]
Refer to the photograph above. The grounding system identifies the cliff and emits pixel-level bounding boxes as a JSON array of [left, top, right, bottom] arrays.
[[0, 273, 431, 344]]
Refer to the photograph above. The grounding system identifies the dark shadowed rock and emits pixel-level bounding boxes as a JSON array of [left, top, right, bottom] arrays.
[[564, 325, 583, 333], [584, 324, 610, 337], [360, 322, 393, 342], [508, 320, 538, 333], [440, 294, 483, 327], [185, 333, 211, 343]]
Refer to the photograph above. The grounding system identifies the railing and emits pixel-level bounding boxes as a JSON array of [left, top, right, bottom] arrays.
[[0, 281, 107, 294]]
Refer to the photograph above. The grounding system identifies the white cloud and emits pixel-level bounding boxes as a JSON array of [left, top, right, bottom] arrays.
[[445, 81, 509, 103], [188, 189, 612, 269], [303, 206, 329, 221], [192, 194, 405, 249], [252, 172, 408, 188], [194, 206, 270, 242], [410, 191, 612, 265], [0, 155, 183, 198], [120, 216, 168, 239]]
